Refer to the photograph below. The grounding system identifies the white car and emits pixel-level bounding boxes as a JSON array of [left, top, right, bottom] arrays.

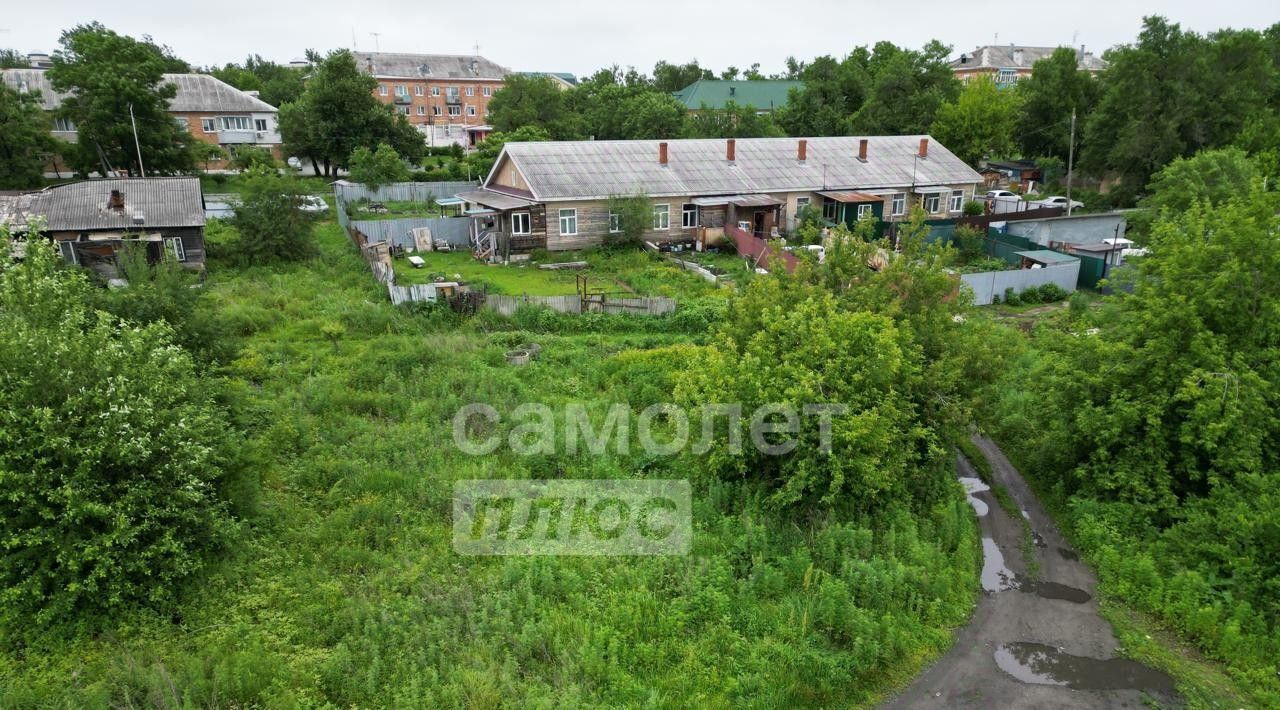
[[984, 190, 1018, 201], [299, 195, 328, 213], [1036, 195, 1084, 210]]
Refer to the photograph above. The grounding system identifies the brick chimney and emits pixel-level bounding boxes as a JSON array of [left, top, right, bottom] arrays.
[[797, 139, 807, 163], [857, 138, 868, 162], [108, 189, 125, 210], [917, 138, 929, 159], [659, 142, 668, 166], [726, 138, 736, 163]]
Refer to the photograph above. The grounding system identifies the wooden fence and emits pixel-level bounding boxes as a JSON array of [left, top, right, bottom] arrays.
[[726, 225, 800, 274]]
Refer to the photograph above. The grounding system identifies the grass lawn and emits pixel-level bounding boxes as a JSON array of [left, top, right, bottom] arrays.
[[0, 222, 980, 707], [345, 199, 462, 222], [392, 247, 747, 298]]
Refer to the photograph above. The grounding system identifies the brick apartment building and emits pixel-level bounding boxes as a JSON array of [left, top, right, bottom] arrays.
[[353, 52, 509, 148], [2, 61, 281, 172]]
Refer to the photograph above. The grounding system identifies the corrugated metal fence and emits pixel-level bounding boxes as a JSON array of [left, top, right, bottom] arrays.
[[348, 217, 473, 248], [961, 262, 1081, 306], [483, 294, 678, 317], [333, 181, 479, 203]]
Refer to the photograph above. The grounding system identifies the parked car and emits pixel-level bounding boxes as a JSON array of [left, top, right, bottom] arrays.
[[984, 189, 1018, 201], [1034, 195, 1084, 210], [299, 195, 328, 213]]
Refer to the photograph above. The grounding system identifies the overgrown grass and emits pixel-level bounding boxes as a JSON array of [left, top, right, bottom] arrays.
[[0, 222, 980, 707]]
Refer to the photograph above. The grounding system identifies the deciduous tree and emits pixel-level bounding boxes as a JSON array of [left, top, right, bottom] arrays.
[[930, 76, 1022, 165], [0, 81, 54, 188]]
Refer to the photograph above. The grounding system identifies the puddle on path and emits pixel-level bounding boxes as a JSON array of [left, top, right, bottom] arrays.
[[960, 477, 991, 517], [1031, 581, 1092, 603], [994, 642, 1176, 694], [981, 537, 1019, 592], [980, 538, 1092, 602]]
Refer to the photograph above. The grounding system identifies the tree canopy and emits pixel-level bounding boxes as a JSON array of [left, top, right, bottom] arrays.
[[48, 23, 195, 176], [210, 54, 307, 107], [278, 49, 424, 175], [0, 81, 54, 188], [930, 76, 1022, 165], [1016, 47, 1101, 162]]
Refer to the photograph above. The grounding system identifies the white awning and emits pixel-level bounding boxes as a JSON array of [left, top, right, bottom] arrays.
[[912, 185, 952, 194]]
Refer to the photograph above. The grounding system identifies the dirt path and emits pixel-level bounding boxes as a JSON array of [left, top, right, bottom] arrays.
[[882, 435, 1182, 709]]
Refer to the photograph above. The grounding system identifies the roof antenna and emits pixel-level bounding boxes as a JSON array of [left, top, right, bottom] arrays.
[[473, 41, 481, 56], [370, 32, 381, 52]]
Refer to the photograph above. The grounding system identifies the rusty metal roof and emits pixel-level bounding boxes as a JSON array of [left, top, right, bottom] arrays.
[[492, 136, 982, 202], [817, 190, 883, 203]]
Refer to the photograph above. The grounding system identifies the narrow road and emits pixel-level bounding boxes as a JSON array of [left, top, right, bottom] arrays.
[[882, 435, 1181, 709]]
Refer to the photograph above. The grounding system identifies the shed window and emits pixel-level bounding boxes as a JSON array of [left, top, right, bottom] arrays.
[[511, 212, 530, 235], [58, 240, 78, 265], [559, 208, 577, 235], [891, 193, 906, 216], [608, 212, 622, 233], [681, 203, 698, 228], [652, 204, 670, 230], [950, 189, 964, 212], [166, 237, 186, 262]]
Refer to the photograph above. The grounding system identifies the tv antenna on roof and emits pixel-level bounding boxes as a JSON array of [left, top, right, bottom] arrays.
[[473, 41, 481, 56], [370, 32, 381, 52]]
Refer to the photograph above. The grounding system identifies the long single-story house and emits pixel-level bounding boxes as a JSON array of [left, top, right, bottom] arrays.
[[457, 135, 983, 252], [2, 177, 206, 275]]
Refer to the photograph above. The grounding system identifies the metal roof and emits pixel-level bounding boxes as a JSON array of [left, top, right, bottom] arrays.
[[672, 79, 803, 111], [36, 177, 205, 232], [1014, 250, 1079, 265], [457, 189, 536, 210], [0, 192, 42, 230], [818, 190, 883, 203], [353, 52, 509, 80], [951, 45, 1107, 72], [493, 136, 982, 202], [1, 69, 278, 112]]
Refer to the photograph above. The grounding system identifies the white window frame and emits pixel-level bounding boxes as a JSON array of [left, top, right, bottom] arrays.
[[681, 203, 698, 229], [58, 240, 78, 265], [857, 203, 874, 218], [396, 105, 409, 115], [558, 208, 577, 235], [924, 194, 941, 214], [822, 199, 838, 221], [652, 204, 670, 230], [795, 197, 810, 212], [166, 237, 186, 262], [200, 117, 215, 133], [379, 84, 388, 96], [950, 189, 965, 212], [395, 85, 408, 96], [415, 85, 424, 96], [431, 86, 441, 96], [997, 68, 1017, 84], [417, 105, 426, 115], [891, 193, 906, 216], [466, 105, 476, 116], [254, 118, 268, 132], [483, 86, 492, 97], [173, 117, 188, 131], [608, 212, 622, 233], [466, 86, 474, 96], [53, 117, 76, 132], [511, 212, 531, 235], [220, 116, 251, 131], [432, 106, 442, 116], [447, 105, 461, 117]]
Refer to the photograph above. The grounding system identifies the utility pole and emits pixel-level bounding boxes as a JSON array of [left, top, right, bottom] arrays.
[[1065, 107, 1076, 216], [129, 103, 146, 177]]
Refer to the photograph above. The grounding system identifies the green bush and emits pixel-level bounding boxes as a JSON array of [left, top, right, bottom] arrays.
[[231, 166, 319, 263], [0, 234, 246, 632], [1002, 287, 1021, 305]]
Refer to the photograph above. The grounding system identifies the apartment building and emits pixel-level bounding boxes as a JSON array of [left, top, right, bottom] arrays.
[[353, 51, 509, 147]]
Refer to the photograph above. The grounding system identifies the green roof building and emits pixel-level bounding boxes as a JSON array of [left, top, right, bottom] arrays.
[[671, 79, 803, 113]]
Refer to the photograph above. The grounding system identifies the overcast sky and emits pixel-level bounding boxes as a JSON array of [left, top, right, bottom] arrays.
[[5, 1, 1275, 76]]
